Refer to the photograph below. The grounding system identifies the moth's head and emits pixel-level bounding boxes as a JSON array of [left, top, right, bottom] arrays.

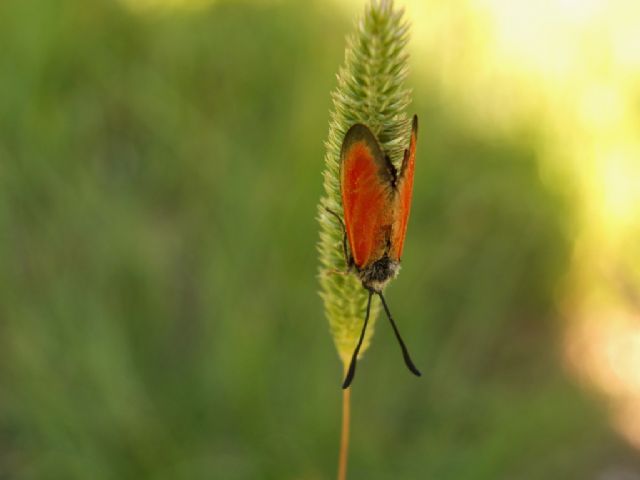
[[359, 257, 400, 293]]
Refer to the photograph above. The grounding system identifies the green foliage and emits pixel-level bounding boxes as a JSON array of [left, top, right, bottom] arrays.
[[318, 0, 412, 366]]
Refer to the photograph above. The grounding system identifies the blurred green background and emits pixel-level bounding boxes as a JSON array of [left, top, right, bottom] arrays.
[[2, 0, 640, 478]]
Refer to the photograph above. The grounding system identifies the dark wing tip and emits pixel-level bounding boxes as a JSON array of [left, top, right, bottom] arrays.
[[412, 114, 418, 138], [340, 122, 392, 184], [341, 123, 378, 154]]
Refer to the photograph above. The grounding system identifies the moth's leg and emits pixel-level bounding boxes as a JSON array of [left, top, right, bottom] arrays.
[[324, 207, 353, 271], [320, 268, 350, 277]]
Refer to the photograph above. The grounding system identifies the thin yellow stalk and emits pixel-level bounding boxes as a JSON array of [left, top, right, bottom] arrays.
[[337, 375, 351, 480]]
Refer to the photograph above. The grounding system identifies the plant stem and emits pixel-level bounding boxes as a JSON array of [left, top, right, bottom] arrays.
[[337, 373, 351, 480]]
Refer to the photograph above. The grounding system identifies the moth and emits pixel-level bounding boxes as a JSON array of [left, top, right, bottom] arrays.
[[329, 115, 421, 389]]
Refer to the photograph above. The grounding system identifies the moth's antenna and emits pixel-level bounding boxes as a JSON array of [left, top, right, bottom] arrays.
[[379, 292, 421, 377], [342, 290, 373, 389]]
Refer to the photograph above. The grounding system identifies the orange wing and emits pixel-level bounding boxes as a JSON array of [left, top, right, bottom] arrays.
[[340, 124, 396, 269], [390, 115, 418, 261]]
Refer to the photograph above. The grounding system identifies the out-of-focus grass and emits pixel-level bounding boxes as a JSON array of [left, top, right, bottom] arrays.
[[0, 0, 637, 478]]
